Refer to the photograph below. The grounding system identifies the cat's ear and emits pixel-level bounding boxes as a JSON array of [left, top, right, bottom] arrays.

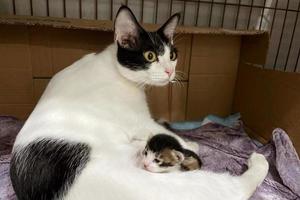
[[173, 150, 184, 162], [158, 13, 180, 43], [114, 6, 143, 49]]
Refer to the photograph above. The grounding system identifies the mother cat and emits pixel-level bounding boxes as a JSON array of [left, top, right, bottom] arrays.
[[10, 6, 268, 200]]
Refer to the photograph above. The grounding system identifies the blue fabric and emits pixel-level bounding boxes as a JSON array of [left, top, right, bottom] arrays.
[[169, 113, 241, 130]]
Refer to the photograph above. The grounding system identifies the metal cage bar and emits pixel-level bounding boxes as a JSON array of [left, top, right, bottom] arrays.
[[63, 0, 66, 17], [79, 0, 82, 19], [141, 0, 144, 22], [259, 0, 267, 30], [270, 0, 279, 36], [208, 0, 214, 27], [95, 0, 98, 20], [46, 0, 49, 16], [247, 0, 254, 29], [273, 0, 290, 70], [284, 1, 300, 71], [12, 0, 16, 15], [294, 49, 300, 72], [221, 0, 227, 28], [234, 0, 241, 29]]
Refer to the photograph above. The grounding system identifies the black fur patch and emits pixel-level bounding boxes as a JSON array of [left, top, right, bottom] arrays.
[[10, 139, 90, 200], [182, 149, 202, 167], [117, 31, 172, 71], [159, 162, 174, 167], [147, 134, 183, 152]]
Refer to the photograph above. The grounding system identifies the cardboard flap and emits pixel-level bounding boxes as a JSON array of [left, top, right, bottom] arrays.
[[234, 63, 300, 153]]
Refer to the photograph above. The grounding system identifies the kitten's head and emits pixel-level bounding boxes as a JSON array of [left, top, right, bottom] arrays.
[[114, 6, 180, 86], [140, 134, 184, 173], [141, 147, 184, 173]]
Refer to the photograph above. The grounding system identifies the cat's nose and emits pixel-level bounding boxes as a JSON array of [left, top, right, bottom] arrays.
[[165, 68, 173, 77], [143, 164, 149, 169]]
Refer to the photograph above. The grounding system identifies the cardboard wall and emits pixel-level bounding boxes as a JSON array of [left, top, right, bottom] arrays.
[[0, 24, 192, 121], [186, 35, 241, 119], [234, 63, 300, 153]]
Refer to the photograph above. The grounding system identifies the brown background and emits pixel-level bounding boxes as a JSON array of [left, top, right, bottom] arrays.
[[0, 22, 299, 153]]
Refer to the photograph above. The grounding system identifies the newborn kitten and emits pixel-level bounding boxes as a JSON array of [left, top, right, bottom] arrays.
[[140, 134, 202, 173]]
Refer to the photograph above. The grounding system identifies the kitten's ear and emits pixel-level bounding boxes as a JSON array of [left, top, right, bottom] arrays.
[[174, 150, 184, 162], [114, 6, 143, 49], [158, 13, 180, 43]]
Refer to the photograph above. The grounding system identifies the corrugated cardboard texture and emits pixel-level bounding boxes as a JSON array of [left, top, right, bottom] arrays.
[[234, 63, 300, 153]]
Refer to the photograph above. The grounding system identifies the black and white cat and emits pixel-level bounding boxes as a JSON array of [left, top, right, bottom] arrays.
[[10, 6, 268, 200]]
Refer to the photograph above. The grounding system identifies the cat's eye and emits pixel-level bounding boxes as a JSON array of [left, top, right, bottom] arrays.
[[154, 159, 160, 163], [143, 150, 148, 156], [144, 51, 157, 62], [170, 51, 177, 61]]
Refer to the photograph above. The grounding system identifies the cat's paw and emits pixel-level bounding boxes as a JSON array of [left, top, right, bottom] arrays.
[[248, 152, 269, 176]]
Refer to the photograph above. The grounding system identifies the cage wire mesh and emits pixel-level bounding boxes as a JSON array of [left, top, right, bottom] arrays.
[[0, 0, 299, 72]]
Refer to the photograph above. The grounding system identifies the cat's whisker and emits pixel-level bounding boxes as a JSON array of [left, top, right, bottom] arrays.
[[171, 77, 183, 88], [175, 71, 185, 77], [176, 77, 184, 88], [175, 70, 186, 75], [175, 73, 184, 78], [177, 80, 184, 88], [175, 74, 185, 81]]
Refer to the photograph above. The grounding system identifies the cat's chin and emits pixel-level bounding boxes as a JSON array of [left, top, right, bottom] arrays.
[[148, 80, 170, 86]]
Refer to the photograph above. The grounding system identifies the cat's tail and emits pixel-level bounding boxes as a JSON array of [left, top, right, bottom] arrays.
[[238, 152, 269, 199]]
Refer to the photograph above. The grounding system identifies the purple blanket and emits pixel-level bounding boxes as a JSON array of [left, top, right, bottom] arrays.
[[1, 116, 300, 200]]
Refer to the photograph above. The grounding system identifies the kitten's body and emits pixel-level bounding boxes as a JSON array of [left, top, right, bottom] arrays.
[[141, 134, 202, 172], [10, 6, 268, 200]]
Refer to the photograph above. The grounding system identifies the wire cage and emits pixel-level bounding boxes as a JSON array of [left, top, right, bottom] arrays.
[[0, 0, 299, 72]]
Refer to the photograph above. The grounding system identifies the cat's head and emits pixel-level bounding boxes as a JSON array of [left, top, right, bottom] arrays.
[[141, 146, 184, 173], [140, 134, 184, 173], [114, 6, 180, 86]]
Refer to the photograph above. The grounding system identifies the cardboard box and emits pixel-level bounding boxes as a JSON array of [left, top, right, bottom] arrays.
[[0, 15, 299, 153]]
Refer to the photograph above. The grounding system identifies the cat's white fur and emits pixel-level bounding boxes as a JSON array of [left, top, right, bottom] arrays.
[[14, 44, 268, 200]]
